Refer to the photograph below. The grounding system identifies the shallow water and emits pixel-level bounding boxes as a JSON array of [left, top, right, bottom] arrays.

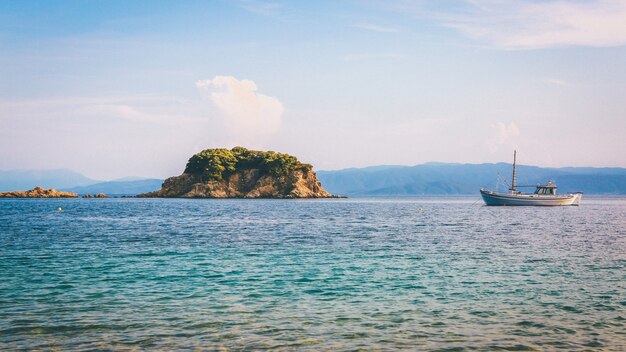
[[1, 197, 625, 351]]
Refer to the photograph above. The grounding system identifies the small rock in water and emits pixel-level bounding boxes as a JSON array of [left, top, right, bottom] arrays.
[[83, 193, 108, 198], [0, 186, 78, 198]]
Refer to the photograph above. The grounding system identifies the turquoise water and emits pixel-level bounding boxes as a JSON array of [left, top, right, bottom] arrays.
[[1, 197, 625, 351]]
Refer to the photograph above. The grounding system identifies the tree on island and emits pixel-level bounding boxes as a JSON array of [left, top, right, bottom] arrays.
[[184, 147, 312, 182], [138, 146, 333, 198]]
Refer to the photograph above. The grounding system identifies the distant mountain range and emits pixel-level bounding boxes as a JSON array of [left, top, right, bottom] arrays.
[[0, 169, 163, 195], [63, 179, 164, 196], [0, 169, 99, 191], [317, 163, 626, 196], [2, 163, 625, 196]]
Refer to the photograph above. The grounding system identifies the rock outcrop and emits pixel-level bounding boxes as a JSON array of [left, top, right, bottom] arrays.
[[138, 147, 334, 198], [0, 186, 78, 198], [82, 193, 108, 198]]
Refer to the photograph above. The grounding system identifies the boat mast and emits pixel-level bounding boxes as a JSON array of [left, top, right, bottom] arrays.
[[510, 150, 517, 193]]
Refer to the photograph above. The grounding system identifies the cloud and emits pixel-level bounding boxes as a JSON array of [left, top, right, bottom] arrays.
[[545, 78, 566, 86], [196, 76, 284, 135], [234, 0, 284, 16], [451, 0, 626, 49], [342, 53, 404, 62], [486, 121, 520, 152], [0, 95, 213, 179], [355, 23, 399, 33], [0, 95, 198, 125], [386, 0, 626, 49], [77, 104, 172, 124]]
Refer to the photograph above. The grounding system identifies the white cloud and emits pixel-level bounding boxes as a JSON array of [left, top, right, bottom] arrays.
[[0, 95, 213, 179], [386, 0, 626, 49], [545, 78, 566, 86], [486, 121, 520, 152], [196, 76, 284, 136], [234, 0, 284, 16], [342, 53, 404, 62], [355, 22, 399, 33], [0, 95, 198, 125], [449, 0, 626, 49]]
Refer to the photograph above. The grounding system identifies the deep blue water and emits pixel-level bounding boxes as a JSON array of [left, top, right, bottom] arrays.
[[0, 197, 625, 351]]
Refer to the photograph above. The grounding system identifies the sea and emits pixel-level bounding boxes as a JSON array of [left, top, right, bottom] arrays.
[[0, 197, 624, 351]]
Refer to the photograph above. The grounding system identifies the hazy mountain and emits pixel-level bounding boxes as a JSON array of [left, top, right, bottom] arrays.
[[3, 164, 625, 196], [0, 169, 100, 191], [0, 169, 163, 195], [63, 179, 164, 195], [110, 176, 151, 182], [317, 163, 626, 196]]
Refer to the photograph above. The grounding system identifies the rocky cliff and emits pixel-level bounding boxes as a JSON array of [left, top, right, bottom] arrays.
[[0, 186, 78, 198], [138, 147, 334, 198]]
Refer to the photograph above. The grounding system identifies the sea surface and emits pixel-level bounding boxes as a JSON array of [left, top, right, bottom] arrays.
[[0, 197, 625, 351]]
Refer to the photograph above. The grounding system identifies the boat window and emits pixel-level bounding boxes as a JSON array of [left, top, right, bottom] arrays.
[[535, 187, 555, 195], [535, 187, 554, 195]]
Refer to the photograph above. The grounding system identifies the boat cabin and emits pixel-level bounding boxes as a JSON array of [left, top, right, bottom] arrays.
[[535, 181, 557, 195]]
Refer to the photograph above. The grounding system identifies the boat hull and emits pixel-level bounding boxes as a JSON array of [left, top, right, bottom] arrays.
[[480, 189, 581, 206]]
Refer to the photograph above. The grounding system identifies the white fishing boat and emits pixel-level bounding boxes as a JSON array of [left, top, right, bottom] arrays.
[[480, 151, 582, 206]]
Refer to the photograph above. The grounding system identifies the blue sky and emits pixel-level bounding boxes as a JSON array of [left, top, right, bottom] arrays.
[[1, 0, 625, 179]]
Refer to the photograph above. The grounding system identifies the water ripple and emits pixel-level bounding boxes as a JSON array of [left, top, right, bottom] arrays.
[[0, 197, 625, 351]]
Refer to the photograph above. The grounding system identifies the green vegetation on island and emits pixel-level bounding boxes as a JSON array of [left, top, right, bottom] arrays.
[[139, 146, 333, 198], [184, 147, 312, 181]]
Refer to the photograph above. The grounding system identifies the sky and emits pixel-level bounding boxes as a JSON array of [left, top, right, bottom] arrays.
[[1, 0, 625, 180]]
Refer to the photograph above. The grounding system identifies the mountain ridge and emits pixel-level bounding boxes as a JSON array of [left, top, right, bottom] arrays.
[[0, 169, 100, 191], [63, 179, 164, 195], [317, 163, 626, 196], [2, 163, 625, 196]]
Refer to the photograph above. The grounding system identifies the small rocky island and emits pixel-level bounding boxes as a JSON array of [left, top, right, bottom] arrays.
[[139, 147, 334, 198], [82, 194, 108, 198], [0, 186, 78, 198]]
